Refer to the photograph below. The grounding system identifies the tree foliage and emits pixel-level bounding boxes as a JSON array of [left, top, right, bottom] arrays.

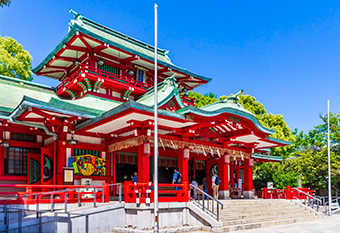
[[0, 36, 33, 81], [0, 0, 11, 7], [188, 92, 218, 108], [255, 113, 340, 192]]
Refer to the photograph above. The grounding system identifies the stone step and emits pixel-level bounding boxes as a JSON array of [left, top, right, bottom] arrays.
[[220, 212, 315, 226], [218, 199, 288, 205], [219, 206, 305, 215], [219, 209, 315, 221], [221, 216, 318, 232], [220, 203, 299, 211], [220, 202, 297, 208]]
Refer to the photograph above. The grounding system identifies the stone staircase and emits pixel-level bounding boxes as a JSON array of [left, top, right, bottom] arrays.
[[218, 199, 320, 232]]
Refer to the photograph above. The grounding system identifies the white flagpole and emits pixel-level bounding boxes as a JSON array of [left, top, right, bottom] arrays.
[[327, 99, 332, 216], [153, 3, 159, 233]]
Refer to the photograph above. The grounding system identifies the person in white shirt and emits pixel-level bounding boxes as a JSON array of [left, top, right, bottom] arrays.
[[191, 179, 198, 199], [211, 172, 219, 199]]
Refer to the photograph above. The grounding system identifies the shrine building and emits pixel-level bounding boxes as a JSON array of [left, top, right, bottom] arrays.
[[0, 10, 290, 199]]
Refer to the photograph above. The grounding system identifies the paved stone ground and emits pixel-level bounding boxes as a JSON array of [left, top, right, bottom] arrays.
[[191, 214, 340, 233]]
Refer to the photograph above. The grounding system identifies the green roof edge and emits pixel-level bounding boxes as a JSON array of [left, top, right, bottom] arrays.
[[0, 74, 55, 91], [175, 104, 275, 135], [10, 96, 99, 120], [267, 136, 292, 145], [252, 153, 283, 161]]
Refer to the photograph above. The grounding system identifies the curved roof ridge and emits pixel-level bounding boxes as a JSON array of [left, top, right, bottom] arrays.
[[137, 74, 185, 109]]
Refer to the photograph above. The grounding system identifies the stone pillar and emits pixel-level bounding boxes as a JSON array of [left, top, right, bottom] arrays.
[[243, 158, 254, 199], [218, 154, 230, 199], [177, 149, 188, 182], [138, 143, 150, 183]]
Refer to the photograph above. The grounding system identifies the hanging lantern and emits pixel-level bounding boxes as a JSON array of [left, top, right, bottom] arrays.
[[183, 148, 190, 160], [224, 154, 230, 165], [143, 142, 151, 156], [249, 158, 254, 167]]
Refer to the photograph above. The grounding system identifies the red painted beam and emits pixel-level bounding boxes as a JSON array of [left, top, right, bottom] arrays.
[[77, 36, 93, 53], [66, 45, 89, 53]]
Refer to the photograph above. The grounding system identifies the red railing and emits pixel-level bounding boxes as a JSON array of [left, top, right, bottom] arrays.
[[0, 183, 110, 205], [56, 64, 151, 92], [262, 186, 315, 200], [124, 181, 189, 204]]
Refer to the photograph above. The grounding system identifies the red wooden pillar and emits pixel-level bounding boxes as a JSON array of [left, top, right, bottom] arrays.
[[230, 162, 235, 188], [178, 148, 189, 183], [0, 147, 4, 175], [243, 158, 254, 199], [236, 163, 240, 185], [138, 143, 150, 183], [218, 154, 229, 199], [56, 141, 66, 185], [111, 152, 116, 195]]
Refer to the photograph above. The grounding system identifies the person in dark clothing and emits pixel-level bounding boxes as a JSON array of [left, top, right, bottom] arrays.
[[132, 172, 138, 183], [172, 168, 181, 191], [202, 177, 208, 199]]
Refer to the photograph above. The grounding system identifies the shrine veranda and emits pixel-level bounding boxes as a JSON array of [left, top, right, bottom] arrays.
[[0, 11, 290, 201]]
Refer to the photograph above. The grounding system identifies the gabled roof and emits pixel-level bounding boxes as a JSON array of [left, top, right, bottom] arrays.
[[33, 11, 211, 89], [176, 99, 275, 135]]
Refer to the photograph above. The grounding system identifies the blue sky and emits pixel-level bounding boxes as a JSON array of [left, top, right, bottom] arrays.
[[1, 0, 340, 133]]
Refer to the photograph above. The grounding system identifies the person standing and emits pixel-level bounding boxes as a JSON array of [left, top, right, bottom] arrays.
[[132, 171, 138, 183], [191, 179, 198, 199], [202, 177, 208, 199], [211, 172, 220, 199], [172, 168, 182, 191]]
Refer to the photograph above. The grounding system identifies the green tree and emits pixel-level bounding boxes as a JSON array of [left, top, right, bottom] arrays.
[[0, 36, 33, 81], [0, 0, 11, 7], [188, 91, 218, 108]]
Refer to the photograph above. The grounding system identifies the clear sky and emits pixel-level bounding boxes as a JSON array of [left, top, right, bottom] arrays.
[[1, 0, 340, 133]]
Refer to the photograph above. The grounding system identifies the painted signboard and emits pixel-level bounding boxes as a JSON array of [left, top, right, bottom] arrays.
[[68, 154, 106, 176]]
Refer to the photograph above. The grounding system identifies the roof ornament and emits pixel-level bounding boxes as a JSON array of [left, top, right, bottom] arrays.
[[160, 138, 165, 150], [201, 145, 207, 156], [164, 50, 171, 62], [209, 146, 214, 157], [170, 140, 177, 150], [216, 148, 221, 158], [163, 73, 177, 92], [69, 9, 83, 20], [225, 90, 244, 105]]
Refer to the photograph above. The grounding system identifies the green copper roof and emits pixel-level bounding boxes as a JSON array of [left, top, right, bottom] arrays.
[[0, 75, 121, 116], [252, 153, 283, 162], [137, 74, 185, 109], [10, 96, 99, 119], [32, 12, 212, 83], [176, 99, 275, 135]]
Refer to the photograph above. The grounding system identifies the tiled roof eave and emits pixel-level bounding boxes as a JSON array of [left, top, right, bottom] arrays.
[[176, 105, 275, 135]]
